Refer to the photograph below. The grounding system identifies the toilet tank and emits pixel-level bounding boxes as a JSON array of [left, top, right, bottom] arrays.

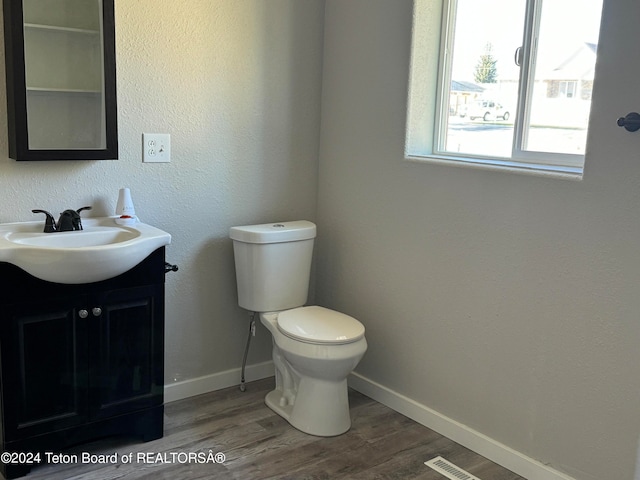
[[230, 221, 316, 312]]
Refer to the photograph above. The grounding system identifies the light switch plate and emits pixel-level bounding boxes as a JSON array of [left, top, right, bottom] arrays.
[[143, 133, 171, 163]]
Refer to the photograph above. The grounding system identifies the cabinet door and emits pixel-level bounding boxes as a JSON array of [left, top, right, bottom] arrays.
[[1, 303, 89, 440], [91, 285, 164, 420]]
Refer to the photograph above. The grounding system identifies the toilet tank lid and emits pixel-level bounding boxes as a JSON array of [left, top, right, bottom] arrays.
[[278, 306, 365, 344], [230, 221, 316, 244]]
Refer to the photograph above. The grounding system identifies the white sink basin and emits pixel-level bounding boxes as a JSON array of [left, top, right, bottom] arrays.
[[0, 217, 171, 284]]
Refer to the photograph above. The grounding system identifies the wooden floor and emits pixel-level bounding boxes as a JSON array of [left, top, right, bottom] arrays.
[[21, 378, 525, 479]]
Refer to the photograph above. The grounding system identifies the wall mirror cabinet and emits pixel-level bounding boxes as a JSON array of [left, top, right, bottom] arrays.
[[3, 0, 117, 160]]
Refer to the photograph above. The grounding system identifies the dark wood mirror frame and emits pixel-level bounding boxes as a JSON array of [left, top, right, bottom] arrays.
[[3, 0, 117, 161]]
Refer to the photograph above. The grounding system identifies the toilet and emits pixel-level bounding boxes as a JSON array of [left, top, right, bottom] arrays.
[[230, 220, 367, 436]]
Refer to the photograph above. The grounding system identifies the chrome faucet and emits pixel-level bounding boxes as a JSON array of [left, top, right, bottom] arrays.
[[32, 206, 92, 233]]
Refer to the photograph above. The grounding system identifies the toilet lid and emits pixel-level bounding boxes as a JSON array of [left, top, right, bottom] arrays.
[[277, 306, 365, 345]]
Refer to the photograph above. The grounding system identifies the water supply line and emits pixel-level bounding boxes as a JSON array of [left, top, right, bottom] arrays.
[[240, 311, 256, 392]]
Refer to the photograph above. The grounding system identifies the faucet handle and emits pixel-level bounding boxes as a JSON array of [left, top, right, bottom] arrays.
[[32, 209, 57, 233], [75, 206, 92, 230]]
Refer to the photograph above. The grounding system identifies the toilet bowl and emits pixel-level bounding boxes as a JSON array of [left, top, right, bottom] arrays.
[[229, 221, 368, 436], [260, 306, 367, 436]]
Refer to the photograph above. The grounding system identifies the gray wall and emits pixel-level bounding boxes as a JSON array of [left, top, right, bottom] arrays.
[[316, 1, 640, 479]]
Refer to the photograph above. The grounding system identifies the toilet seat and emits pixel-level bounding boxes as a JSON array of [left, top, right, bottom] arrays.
[[277, 306, 365, 345]]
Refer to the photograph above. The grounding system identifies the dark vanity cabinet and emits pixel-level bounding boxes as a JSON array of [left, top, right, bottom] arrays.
[[3, 0, 117, 160], [0, 248, 166, 479]]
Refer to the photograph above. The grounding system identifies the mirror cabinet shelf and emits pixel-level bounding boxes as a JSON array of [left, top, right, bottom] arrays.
[[27, 87, 102, 94], [3, 0, 117, 161], [24, 23, 100, 34]]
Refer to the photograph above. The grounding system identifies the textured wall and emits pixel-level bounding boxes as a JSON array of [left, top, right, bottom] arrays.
[[0, 0, 324, 383], [317, 1, 640, 479]]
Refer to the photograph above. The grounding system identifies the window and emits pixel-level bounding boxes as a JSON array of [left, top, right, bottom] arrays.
[[406, 0, 603, 176], [558, 81, 577, 99]]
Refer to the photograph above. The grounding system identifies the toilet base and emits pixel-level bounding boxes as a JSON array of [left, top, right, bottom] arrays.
[[264, 377, 351, 437]]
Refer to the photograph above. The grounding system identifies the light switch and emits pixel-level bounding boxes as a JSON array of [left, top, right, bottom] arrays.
[[143, 133, 171, 163]]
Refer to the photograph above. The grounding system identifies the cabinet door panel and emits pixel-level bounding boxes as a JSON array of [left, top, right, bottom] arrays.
[[3, 307, 88, 440], [93, 285, 164, 419]]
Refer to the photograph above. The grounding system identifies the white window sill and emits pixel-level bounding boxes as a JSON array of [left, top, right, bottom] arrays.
[[404, 153, 584, 181]]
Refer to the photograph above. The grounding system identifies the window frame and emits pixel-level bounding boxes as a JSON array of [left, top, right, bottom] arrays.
[[421, 0, 596, 174]]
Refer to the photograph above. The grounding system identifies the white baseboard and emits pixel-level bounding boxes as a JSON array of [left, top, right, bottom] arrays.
[[164, 361, 275, 403], [348, 371, 575, 480]]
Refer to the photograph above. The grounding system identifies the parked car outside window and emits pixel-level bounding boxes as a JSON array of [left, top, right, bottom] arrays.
[[461, 100, 510, 121]]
